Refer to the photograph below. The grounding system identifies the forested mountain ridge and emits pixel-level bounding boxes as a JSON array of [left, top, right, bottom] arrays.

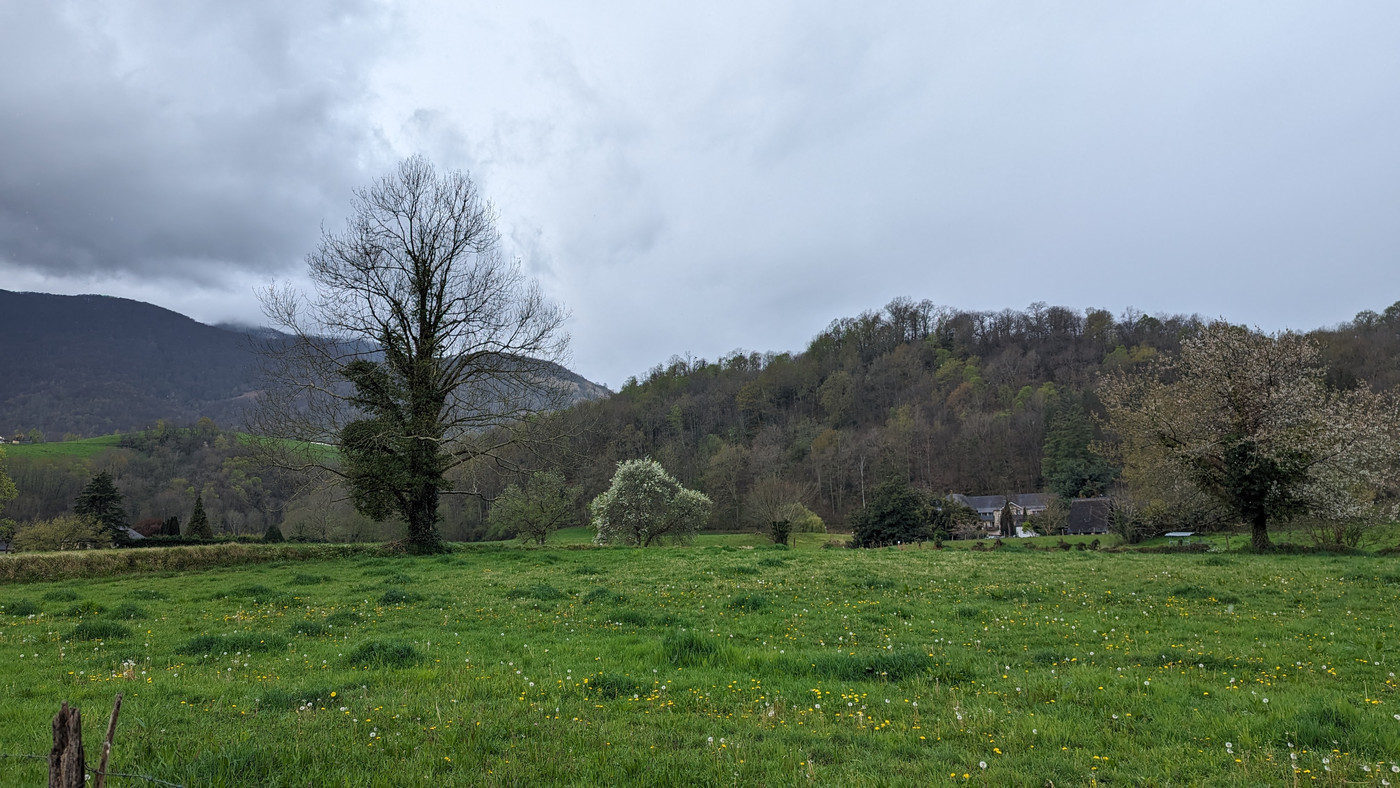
[[540, 298, 1400, 533], [0, 289, 263, 437], [0, 289, 611, 439]]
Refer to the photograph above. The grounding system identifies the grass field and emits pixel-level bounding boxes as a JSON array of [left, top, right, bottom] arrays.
[[2, 434, 123, 459], [1, 542, 1398, 786]]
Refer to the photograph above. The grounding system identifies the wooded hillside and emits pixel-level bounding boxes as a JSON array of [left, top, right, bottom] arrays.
[[518, 298, 1400, 534]]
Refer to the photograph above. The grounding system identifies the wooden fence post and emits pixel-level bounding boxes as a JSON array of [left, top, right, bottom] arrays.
[[95, 693, 123, 788], [48, 702, 84, 788]]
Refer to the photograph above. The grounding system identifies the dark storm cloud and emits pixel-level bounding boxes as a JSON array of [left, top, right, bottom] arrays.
[[0, 1, 390, 285], [3, 1, 1399, 388]]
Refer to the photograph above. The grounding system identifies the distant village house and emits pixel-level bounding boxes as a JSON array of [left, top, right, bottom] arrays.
[[950, 493, 1051, 536]]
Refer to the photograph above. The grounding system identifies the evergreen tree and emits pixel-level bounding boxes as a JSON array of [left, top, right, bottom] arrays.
[[263, 522, 285, 543], [999, 499, 1015, 537], [1041, 394, 1117, 499], [73, 471, 127, 538], [187, 494, 212, 539]]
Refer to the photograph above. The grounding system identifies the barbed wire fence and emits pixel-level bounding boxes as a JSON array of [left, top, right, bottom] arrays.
[[0, 695, 186, 788]]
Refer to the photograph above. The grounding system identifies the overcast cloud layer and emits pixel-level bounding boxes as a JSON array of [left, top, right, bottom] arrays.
[[3, 1, 1398, 387]]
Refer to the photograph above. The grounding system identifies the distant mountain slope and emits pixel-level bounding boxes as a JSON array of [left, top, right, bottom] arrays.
[[0, 290, 610, 437]]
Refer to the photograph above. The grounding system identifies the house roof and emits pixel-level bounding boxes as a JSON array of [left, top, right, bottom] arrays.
[[951, 493, 1052, 513], [1067, 497, 1112, 534]]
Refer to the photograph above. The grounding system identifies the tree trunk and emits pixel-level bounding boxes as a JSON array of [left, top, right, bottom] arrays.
[[1250, 513, 1272, 551], [404, 484, 444, 554]]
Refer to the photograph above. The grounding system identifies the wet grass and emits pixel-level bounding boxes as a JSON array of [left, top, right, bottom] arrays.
[[0, 545, 1397, 785]]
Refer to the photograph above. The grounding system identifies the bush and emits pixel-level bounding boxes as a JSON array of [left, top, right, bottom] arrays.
[[10, 515, 107, 552], [850, 478, 933, 548], [768, 519, 792, 547], [591, 459, 711, 546], [488, 471, 580, 545], [263, 523, 286, 543]]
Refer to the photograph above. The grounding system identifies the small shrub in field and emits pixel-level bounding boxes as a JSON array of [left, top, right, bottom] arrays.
[[289, 573, 333, 585], [505, 584, 567, 601], [179, 633, 289, 655], [572, 564, 602, 576], [954, 605, 985, 619], [726, 593, 769, 612], [42, 589, 79, 602], [108, 603, 148, 620], [69, 621, 132, 640], [729, 565, 760, 576], [380, 589, 421, 605], [4, 599, 41, 616], [757, 556, 788, 568], [345, 640, 420, 668], [62, 601, 107, 617], [664, 630, 731, 667]]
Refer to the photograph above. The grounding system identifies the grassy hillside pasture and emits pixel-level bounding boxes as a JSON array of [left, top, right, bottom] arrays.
[[1, 546, 1398, 786], [2, 434, 123, 459]]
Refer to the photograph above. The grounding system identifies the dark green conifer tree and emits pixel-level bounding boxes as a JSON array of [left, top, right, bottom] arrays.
[[187, 494, 213, 539], [1041, 394, 1118, 499], [73, 471, 127, 538]]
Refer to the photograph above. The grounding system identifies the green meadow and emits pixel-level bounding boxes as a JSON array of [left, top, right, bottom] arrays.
[[2, 434, 123, 459], [1, 541, 1398, 786]]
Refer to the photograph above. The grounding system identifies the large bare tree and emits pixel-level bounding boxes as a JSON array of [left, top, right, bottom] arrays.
[[1099, 322, 1399, 550], [251, 155, 570, 553]]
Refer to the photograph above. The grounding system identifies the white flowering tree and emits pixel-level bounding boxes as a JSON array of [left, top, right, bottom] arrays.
[[1100, 322, 1400, 549], [591, 459, 711, 546]]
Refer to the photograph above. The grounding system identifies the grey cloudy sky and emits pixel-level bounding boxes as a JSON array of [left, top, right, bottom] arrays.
[[3, 1, 1398, 387]]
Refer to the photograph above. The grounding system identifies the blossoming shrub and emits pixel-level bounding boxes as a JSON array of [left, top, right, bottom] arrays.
[[590, 459, 711, 546]]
